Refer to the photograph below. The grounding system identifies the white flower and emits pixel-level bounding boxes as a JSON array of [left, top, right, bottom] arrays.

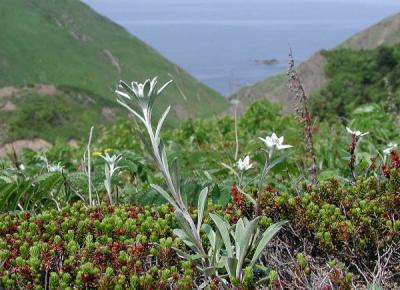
[[383, 143, 397, 155], [346, 127, 369, 137], [19, 164, 25, 171], [100, 153, 122, 173], [48, 162, 63, 173], [259, 133, 293, 150], [116, 77, 173, 109], [237, 155, 252, 171]]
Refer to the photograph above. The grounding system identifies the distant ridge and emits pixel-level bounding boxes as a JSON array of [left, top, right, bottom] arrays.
[[231, 12, 400, 112], [0, 0, 229, 144]]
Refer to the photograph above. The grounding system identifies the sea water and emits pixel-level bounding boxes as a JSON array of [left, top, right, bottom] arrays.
[[83, 0, 400, 96]]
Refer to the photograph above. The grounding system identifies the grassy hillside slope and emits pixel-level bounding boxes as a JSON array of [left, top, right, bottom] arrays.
[[231, 12, 400, 111], [0, 0, 229, 143], [0, 85, 120, 144]]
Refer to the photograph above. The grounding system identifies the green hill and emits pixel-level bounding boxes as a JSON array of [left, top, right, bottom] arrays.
[[0, 84, 121, 144], [231, 12, 400, 112], [0, 0, 229, 144]]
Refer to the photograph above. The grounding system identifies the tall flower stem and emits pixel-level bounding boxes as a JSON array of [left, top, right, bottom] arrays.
[[255, 157, 269, 216], [116, 78, 209, 268], [287, 51, 318, 186], [85, 126, 94, 206]]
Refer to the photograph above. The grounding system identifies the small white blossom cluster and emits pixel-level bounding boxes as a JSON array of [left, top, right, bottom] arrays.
[[346, 127, 369, 137], [383, 143, 397, 155], [237, 156, 252, 171], [236, 133, 293, 171], [259, 133, 293, 150]]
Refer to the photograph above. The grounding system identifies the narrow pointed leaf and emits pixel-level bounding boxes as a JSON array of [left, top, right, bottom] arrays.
[[151, 184, 178, 209], [157, 80, 173, 95], [171, 158, 181, 195], [197, 187, 208, 233], [155, 106, 171, 143], [250, 220, 287, 266], [236, 217, 260, 277], [209, 213, 233, 257]]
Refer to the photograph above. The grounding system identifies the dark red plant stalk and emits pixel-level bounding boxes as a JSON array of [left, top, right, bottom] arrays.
[[287, 51, 318, 186], [390, 150, 400, 168], [231, 186, 251, 216], [348, 134, 359, 181], [381, 149, 400, 178]]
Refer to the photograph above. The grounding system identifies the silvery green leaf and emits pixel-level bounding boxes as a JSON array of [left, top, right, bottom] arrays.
[[202, 223, 223, 264], [151, 184, 178, 209], [222, 256, 237, 278], [115, 89, 131, 100], [155, 106, 171, 143], [159, 142, 169, 172], [367, 284, 384, 290], [250, 220, 287, 266], [172, 247, 201, 261], [237, 217, 260, 277], [157, 79, 173, 95], [172, 229, 195, 248], [171, 158, 181, 196], [234, 218, 245, 260], [197, 187, 208, 234], [119, 80, 138, 98], [174, 209, 196, 244], [116, 98, 145, 124], [202, 224, 216, 246], [209, 213, 233, 257]]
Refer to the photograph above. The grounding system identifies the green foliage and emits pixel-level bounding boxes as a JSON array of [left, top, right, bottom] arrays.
[[257, 171, 400, 255], [0, 86, 119, 143], [312, 45, 400, 119], [0, 203, 197, 289]]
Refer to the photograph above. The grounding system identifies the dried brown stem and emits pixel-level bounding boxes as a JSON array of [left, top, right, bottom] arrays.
[[287, 51, 318, 186]]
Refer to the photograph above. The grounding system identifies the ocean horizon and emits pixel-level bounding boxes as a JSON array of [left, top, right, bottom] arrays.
[[83, 0, 400, 96]]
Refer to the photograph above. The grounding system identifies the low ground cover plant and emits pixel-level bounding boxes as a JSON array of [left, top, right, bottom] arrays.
[[0, 67, 399, 289]]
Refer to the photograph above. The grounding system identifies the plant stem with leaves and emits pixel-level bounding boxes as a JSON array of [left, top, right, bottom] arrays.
[[115, 77, 210, 269]]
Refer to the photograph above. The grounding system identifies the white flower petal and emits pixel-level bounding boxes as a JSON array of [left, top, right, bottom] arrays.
[[346, 127, 353, 134], [277, 144, 293, 150]]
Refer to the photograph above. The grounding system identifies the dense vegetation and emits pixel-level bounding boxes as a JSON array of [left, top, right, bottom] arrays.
[[0, 85, 121, 143], [312, 45, 400, 120], [0, 75, 399, 288]]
